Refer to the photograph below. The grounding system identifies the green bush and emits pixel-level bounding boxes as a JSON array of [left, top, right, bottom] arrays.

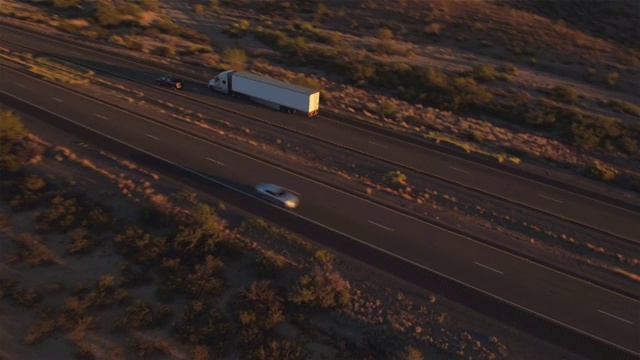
[[548, 85, 578, 104], [498, 63, 518, 74], [124, 36, 143, 51], [171, 202, 226, 255], [172, 302, 231, 347], [584, 161, 618, 181]]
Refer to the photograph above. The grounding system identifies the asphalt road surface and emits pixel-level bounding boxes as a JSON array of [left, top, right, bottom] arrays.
[[2, 64, 638, 356], [1, 24, 639, 242]]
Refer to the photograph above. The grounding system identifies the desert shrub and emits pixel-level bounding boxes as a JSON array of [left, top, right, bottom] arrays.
[[67, 228, 95, 254], [248, 338, 307, 360], [0, 214, 8, 230], [470, 64, 496, 82], [124, 36, 143, 50], [240, 218, 314, 253], [210, 0, 219, 8], [313, 250, 334, 268], [291, 74, 320, 89], [95, 0, 127, 27], [114, 300, 157, 330], [109, 34, 125, 46], [255, 251, 286, 277], [9, 175, 48, 211], [171, 202, 226, 255], [53, 0, 80, 9], [377, 28, 393, 40], [605, 99, 640, 117], [562, 110, 628, 151], [223, 48, 247, 70], [313, 3, 333, 22], [13, 287, 42, 308], [379, 100, 397, 117], [151, 45, 176, 57], [288, 267, 351, 310], [192, 345, 212, 360], [56, 20, 82, 34], [46, 282, 65, 295], [0, 110, 29, 172], [607, 72, 619, 87], [35, 194, 81, 233], [237, 281, 285, 331], [9, 233, 59, 266], [548, 85, 578, 104], [172, 302, 231, 348], [395, 345, 424, 360], [224, 20, 250, 38], [184, 45, 213, 55], [62, 275, 129, 320], [584, 161, 618, 181], [194, 4, 205, 13], [179, 255, 226, 298], [383, 170, 407, 186], [82, 205, 112, 230], [114, 226, 168, 265], [24, 319, 60, 344], [498, 63, 518, 74], [0, 279, 17, 298], [424, 22, 442, 35], [129, 337, 171, 359]]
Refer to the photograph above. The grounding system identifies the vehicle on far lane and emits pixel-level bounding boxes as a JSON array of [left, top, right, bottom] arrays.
[[255, 183, 300, 209], [155, 75, 183, 89]]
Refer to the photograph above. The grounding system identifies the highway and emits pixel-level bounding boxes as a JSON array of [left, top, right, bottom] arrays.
[[1, 23, 639, 242], [2, 64, 638, 356]]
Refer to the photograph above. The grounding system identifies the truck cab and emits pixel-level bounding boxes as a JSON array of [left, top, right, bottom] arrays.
[[208, 70, 234, 94]]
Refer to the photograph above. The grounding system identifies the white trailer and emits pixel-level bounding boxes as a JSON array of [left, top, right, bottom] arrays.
[[208, 70, 320, 117]]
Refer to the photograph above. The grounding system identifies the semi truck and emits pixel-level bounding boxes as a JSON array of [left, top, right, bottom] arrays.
[[208, 70, 320, 117]]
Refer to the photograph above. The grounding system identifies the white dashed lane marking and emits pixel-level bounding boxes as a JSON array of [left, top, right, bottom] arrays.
[[368, 220, 394, 231], [473, 261, 505, 275]]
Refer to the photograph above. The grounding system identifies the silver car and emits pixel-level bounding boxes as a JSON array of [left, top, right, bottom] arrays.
[[255, 183, 300, 209]]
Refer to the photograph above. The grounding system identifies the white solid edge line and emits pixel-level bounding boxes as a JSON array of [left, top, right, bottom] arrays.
[[598, 310, 635, 325], [4, 91, 639, 357], [3, 66, 638, 301], [206, 157, 224, 166], [473, 261, 505, 275]]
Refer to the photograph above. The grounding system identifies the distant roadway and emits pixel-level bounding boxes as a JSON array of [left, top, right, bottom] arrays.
[[2, 65, 638, 356], [1, 24, 639, 243]]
